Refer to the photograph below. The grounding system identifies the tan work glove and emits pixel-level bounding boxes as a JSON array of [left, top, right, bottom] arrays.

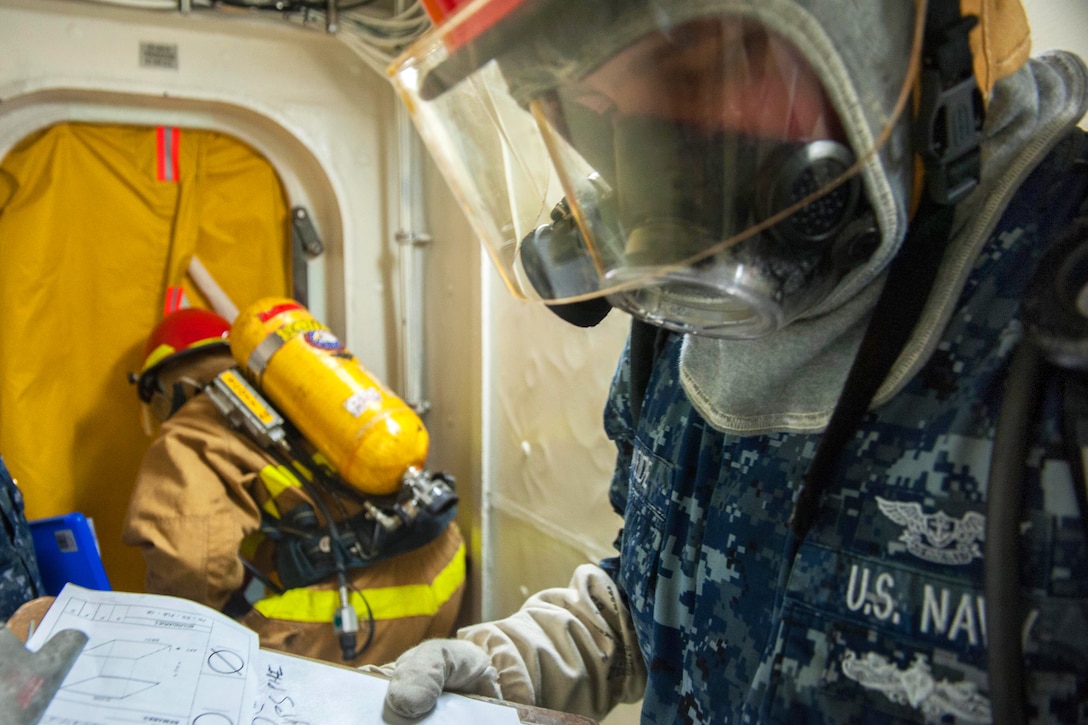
[[381, 639, 501, 718], [371, 563, 646, 721]]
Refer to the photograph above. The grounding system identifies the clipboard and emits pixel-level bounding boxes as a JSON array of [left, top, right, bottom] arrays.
[[19, 586, 602, 725], [508, 702, 599, 724]]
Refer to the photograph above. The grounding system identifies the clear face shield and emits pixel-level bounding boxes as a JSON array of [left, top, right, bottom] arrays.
[[391, 0, 923, 338]]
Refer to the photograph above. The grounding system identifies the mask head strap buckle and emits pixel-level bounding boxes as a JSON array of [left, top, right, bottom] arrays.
[[915, 2, 985, 206]]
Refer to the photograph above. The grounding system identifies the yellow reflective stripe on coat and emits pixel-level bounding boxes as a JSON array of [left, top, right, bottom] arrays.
[[252, 542, 465, 622], [257, 463, 304, 517]]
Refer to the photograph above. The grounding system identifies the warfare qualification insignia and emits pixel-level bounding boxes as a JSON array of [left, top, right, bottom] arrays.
[[876, 497, 984, 566], [841, 650, 991, 722]]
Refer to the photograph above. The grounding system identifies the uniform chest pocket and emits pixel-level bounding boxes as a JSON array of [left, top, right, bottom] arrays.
[[761, 534, 1088, 724], [618, 444, 671, 641], [758, 542, 995, 723]]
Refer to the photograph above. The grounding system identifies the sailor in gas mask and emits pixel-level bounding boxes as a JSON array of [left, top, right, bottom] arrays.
[[375, 0, 1088, 722]]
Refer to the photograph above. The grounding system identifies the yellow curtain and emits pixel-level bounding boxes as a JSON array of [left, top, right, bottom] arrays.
[[0, 122, 292, 592]]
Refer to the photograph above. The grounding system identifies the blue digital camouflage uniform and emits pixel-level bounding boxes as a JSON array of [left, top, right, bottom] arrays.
[[603, 128, 1088, 724], [0, 454, 44, 621]]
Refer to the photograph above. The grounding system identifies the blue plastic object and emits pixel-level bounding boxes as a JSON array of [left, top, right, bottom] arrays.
[[28, 513, 111, 595]]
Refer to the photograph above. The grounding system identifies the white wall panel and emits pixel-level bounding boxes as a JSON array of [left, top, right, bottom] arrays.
[[481, 274, 628, 620], [1024, 0, 1088, 128]]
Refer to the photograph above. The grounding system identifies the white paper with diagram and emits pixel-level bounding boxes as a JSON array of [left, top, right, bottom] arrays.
[[23, 583, 524, 725], [25, 583, 260, 724]]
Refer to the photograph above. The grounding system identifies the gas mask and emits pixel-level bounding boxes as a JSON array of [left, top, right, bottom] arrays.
[[391, 0, 923, 338]]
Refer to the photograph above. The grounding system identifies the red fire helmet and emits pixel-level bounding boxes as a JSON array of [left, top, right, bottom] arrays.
[[135, 308, 230, 403]]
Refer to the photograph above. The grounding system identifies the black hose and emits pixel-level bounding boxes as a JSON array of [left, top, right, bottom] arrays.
[[266, 442, 362, 660], [985, 341, 1044, 725]]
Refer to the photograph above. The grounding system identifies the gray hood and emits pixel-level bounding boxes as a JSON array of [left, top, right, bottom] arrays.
[[680, 51, 1088, 435]]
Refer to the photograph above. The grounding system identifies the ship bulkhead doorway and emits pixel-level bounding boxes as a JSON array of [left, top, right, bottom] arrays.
[[0, 121, 292, 592]]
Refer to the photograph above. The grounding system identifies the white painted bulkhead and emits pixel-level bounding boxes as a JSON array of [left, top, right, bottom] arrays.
[[0, 3, 1085, 725]]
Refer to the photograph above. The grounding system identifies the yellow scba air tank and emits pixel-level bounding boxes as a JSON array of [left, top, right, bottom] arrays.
[[230, 297, 428, 496]]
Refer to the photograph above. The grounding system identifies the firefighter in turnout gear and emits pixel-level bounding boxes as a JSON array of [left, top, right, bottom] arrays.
[[123, 303, 466, 667]]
